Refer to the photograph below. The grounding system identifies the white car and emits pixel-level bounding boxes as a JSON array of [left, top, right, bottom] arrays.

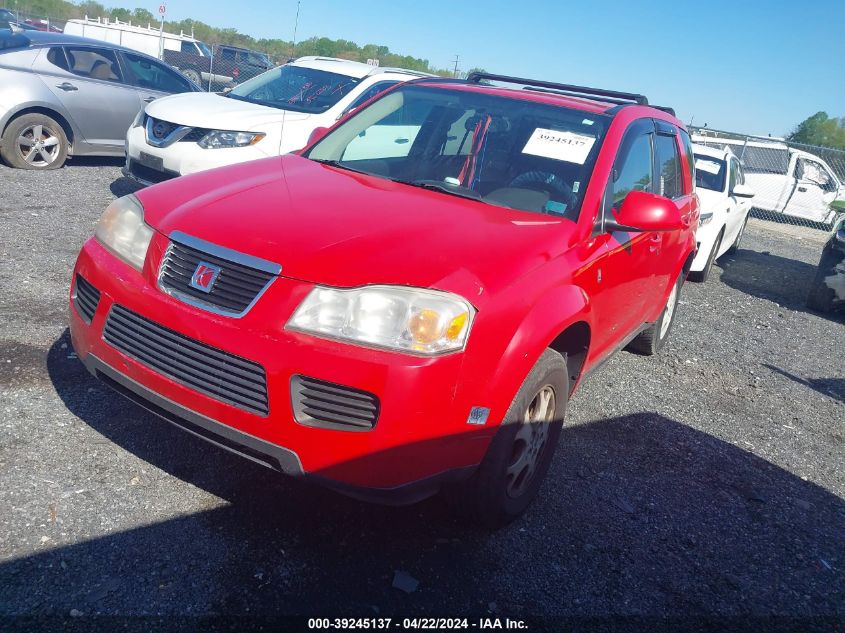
[[123, 56, 431, 185], [692, 134, 844, 226], [689, 143, 755, 281]]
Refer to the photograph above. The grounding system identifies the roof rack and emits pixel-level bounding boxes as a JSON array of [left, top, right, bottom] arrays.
[[522, 85, 633, 107], [652, 105, 676, 116], [466, 72, 648, 105]]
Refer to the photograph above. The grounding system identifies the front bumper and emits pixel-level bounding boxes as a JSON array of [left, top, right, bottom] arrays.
[[70, 237, 491, 503], [123, 124, 274, 184]]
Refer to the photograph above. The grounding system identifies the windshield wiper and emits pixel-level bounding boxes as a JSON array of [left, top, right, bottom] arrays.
[[309, 159, 371, 175], [390, 178, 483, 202]]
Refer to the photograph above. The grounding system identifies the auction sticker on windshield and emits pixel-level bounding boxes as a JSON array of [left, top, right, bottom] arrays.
[[522, 128, 596, 164]]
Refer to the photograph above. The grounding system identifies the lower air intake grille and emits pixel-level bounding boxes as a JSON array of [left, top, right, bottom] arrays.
[[291, 375, 379, 431], [73, 274, 100, 323], [103, 305, 269, 416]]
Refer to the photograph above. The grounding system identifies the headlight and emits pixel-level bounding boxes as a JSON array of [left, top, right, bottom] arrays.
[[287, 285, 475, 355], [94, 194, 153, 271], [198, 130, 265, 149], [699, 212, 714, 226]]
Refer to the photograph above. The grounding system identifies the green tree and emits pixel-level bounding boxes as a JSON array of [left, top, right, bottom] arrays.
[[787, 112, 845, 150]]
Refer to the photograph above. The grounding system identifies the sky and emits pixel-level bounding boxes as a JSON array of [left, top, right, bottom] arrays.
[[102, 0, 845, 136]]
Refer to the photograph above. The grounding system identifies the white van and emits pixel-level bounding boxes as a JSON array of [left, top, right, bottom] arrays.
[[692, 134, 844, 225], [63, 16, 210, 61]]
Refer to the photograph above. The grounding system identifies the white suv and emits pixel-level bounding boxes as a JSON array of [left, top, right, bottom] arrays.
[[123, 56, 431, 185]]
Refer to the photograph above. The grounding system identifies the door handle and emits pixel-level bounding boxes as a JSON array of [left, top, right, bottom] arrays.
[[56, 82, 78, 91], [143, 97, 156, 103], [394, 138, 409, 144], [797, 186, 807, 192]]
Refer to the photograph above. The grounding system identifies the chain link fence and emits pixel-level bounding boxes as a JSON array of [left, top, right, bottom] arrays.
[[690, 127, 845, 230]]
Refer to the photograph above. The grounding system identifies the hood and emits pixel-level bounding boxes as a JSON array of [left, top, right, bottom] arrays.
[[138, 155, 575, 305], [144, 92, 311, 131]]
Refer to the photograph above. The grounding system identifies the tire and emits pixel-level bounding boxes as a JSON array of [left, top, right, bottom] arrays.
[[689, 230, 723, 283], [181, 68, 202, 85], [627, 273, 682, 356], [444, 349, 568, 527], [725, 216, 748, 256], [0, 113, 68, 170], [806, 249, 838, 313]]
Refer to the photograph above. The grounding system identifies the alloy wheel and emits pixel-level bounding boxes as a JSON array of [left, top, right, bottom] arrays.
[[16, 124, 61, 167], [505, 385, 556, 499], [659, 282, 678, 339]]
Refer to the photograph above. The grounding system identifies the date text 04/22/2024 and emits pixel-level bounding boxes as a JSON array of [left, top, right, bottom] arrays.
[[307, 617, 529, 630]]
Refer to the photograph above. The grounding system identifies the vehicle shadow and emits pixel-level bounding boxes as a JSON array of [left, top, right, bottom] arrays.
[[763, 363, 845, 404], [719, 248, 844, 324], [65, 156, 125, 169], [109, 177, 143, 198], [5, 330, 842, 625]]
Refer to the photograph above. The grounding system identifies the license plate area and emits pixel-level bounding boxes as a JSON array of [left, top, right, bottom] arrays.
[[138, 151, 164, 172]]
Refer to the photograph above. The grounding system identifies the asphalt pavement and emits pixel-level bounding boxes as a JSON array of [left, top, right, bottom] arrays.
[[0, 158, 843, 630]]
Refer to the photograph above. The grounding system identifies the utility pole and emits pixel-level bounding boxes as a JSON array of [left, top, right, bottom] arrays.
[[452, 54, 460, 78], [292, 0, 301, 56]]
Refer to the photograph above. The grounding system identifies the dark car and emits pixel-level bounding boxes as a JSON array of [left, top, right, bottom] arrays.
[[162, 43, 272, 89], [0, 29, 201, 169], [807, 208, 845, 313]]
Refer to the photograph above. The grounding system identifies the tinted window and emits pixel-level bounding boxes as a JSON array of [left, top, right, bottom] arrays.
[[65, 47, 122, 82], [219, 48, 236, 60], [654, 133, 683, 198], [46, 46, 68, 71], [728, 158, 739, 191], [612, 133, 653, 208], [228, 65, 362, 114], [122, 52, 193, 93], [307, 85, 609, 219], [694, 154, 726, 192], [180, 41, 197, 55], [678, 129, 695, 187]]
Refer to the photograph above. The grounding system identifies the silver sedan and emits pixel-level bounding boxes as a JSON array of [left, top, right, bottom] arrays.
[[0, 29, 200, 169]]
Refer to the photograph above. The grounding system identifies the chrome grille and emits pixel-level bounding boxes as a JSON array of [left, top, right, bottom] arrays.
[[291, 375, 379, 431], [158, 233, 279, 317], [73, 274, 100, 323], [103, 304, 269, 415]]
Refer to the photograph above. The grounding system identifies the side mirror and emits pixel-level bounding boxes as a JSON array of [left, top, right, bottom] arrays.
[[606, 190, 684, 233], [731, 183, 755, 199], [307, 126, 330, 146]]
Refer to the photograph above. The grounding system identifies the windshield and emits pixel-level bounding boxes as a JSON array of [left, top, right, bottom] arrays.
[[304, 85, 609, 218], [228, 65, 361, 113], [694, 154, 727, 192], [195, 40, 212, 57]]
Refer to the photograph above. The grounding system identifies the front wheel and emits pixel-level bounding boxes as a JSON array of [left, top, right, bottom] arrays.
[[0, 113, 68, 169], [628, 274, 682, 356], [725, 216, 748, 256], [689, 230, 723, 283], [443, 349, 568, 527]]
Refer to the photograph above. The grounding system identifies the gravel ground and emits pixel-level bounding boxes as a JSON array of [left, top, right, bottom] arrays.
[[0, 159, 843, 630]]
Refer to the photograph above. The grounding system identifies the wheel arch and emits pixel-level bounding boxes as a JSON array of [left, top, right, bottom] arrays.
[[2, 105, 76, 154], [469, 284, 593, 421]]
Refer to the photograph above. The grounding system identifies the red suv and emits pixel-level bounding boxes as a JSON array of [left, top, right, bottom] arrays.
[[70, 73, 698, 524]]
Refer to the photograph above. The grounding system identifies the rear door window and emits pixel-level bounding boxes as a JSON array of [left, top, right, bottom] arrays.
[[654, 133, 683, 199], [121, 51, 194, 93], [64, 46, 123, 83], [46, 46, 69, 72]]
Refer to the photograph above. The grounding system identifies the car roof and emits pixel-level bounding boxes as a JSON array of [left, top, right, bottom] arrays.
[[291, 56, 433, 79], [403, 79, 668, 118], [0, 28, 160, 58]]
